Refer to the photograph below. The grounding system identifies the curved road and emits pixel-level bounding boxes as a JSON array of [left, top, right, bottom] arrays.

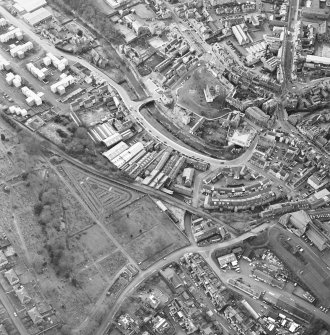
[[0, 6, 257, 168]]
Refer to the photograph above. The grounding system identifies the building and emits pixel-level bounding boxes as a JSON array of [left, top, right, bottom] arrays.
[[23, 8, 52, 26], [228, 129, 255, 147], [27, 307, 43, 324], [22, 86, 43, 106], [105, 0, 129, 9], [14, 285, 31, 305], [10, 42, 33, 58], [0, 28, 23, 43], [217, 253, 237, 268], [14, 0, 47, 12], [50, 74, 75, 95], [182, 167, 194, 187], [306, 228, 328, 251], [306, 55, 330, 65], [232, 24, 248, 45], [160, 267, 183, 290], [0, 251, 8, 268], [307, 174, 328, 190], [289, 210, 310, 236], [245, 106, 270, 127], [301, 7, 330, 19], [4, 269, 19, 286]]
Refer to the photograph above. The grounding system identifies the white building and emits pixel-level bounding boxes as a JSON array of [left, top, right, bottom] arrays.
[[232, 24, 248, 45], [50, 74, 75, 95], [0, 54, 10, 71], [10, 41, 33, 58], [26, 63, 46, 80], [0, 27, 23, 43], [23, 8, 52, 26], [43, 53, 68, 71], [21, 86, 43, 106], [14, 0, 47, 13]]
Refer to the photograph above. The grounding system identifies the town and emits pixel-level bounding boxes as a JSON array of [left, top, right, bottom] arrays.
[[0, 0, 328, 334]]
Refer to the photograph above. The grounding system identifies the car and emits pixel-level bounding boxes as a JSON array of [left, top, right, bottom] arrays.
[[13, 312, 17, 317]]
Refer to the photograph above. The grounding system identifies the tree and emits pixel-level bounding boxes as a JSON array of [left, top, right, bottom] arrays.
[[33, 203, 43, 216], [0, 134, 5, 141]]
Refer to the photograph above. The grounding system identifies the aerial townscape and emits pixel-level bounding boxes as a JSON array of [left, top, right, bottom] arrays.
[[0, 0, 330, 334]]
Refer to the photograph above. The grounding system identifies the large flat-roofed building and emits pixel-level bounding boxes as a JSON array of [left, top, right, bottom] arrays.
[[23, 8, 52, 27], [105, 0, 129, 8], [245, 106, 270, 127], [14, 0, 47, 12], [302, 7, 330, 19], [306, 55, 330, 65]]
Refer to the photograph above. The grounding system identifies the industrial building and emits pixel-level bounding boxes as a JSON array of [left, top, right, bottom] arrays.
[[103, 142, 129, 162], [232, 24, 248, 45], [50, 74, 75, 95], [111, 142, 145, 169], [23, 8, 53, 27], [306, 55, 330, 65], [14, 0, 47, 12], [217, 253, 238, 268], [182, 167, 194, 187]]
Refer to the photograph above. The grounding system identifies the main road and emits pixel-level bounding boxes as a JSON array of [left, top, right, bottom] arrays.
[[0, 6, 256, 168]]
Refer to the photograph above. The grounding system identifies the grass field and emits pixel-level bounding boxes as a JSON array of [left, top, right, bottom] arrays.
[[177, 66, 230, 119], [105, 196, 189, 269]]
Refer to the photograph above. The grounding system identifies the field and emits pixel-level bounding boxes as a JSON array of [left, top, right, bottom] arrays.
[[105, 196, 189, 269], [177, 66, 231, 119], [58, 163, 141, 218]]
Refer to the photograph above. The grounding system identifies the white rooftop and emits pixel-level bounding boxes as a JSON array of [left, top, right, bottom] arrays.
[[15, 0, 47, 12]]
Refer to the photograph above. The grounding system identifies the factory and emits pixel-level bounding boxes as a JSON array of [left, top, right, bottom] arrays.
[[50, 74, 75, 95], [305, 55, 330, 66], [14, 0, 47, 13], [23, 8, 53, 27], [43, 53, 68, 71], [22, 86, 44, 106], [103, 142, 129, 162], [10, 41, 33, 58], [232, 24, 249, 45], [111, 142, 145, 169]]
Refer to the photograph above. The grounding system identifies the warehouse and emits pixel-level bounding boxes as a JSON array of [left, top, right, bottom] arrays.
[[306, 55, 330, 65], [23, 8, 53, 27], [15, 0, 47, 13]]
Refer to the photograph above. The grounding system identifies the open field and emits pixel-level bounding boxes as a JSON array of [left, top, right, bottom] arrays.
[[177, 66, 230, 119], [58, 163, 141, 218], [105, 196, 189, 269]]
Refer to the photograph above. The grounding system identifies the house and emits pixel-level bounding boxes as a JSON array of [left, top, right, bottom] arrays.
[[4, 269, 19, 286], [27, 307, 43, 324], [0, 251, 8, 268], [14, 285, 31, 305]]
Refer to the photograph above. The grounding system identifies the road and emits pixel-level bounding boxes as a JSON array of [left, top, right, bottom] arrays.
[[0, 6, 258, 168], [94, 224, 268, 335]]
